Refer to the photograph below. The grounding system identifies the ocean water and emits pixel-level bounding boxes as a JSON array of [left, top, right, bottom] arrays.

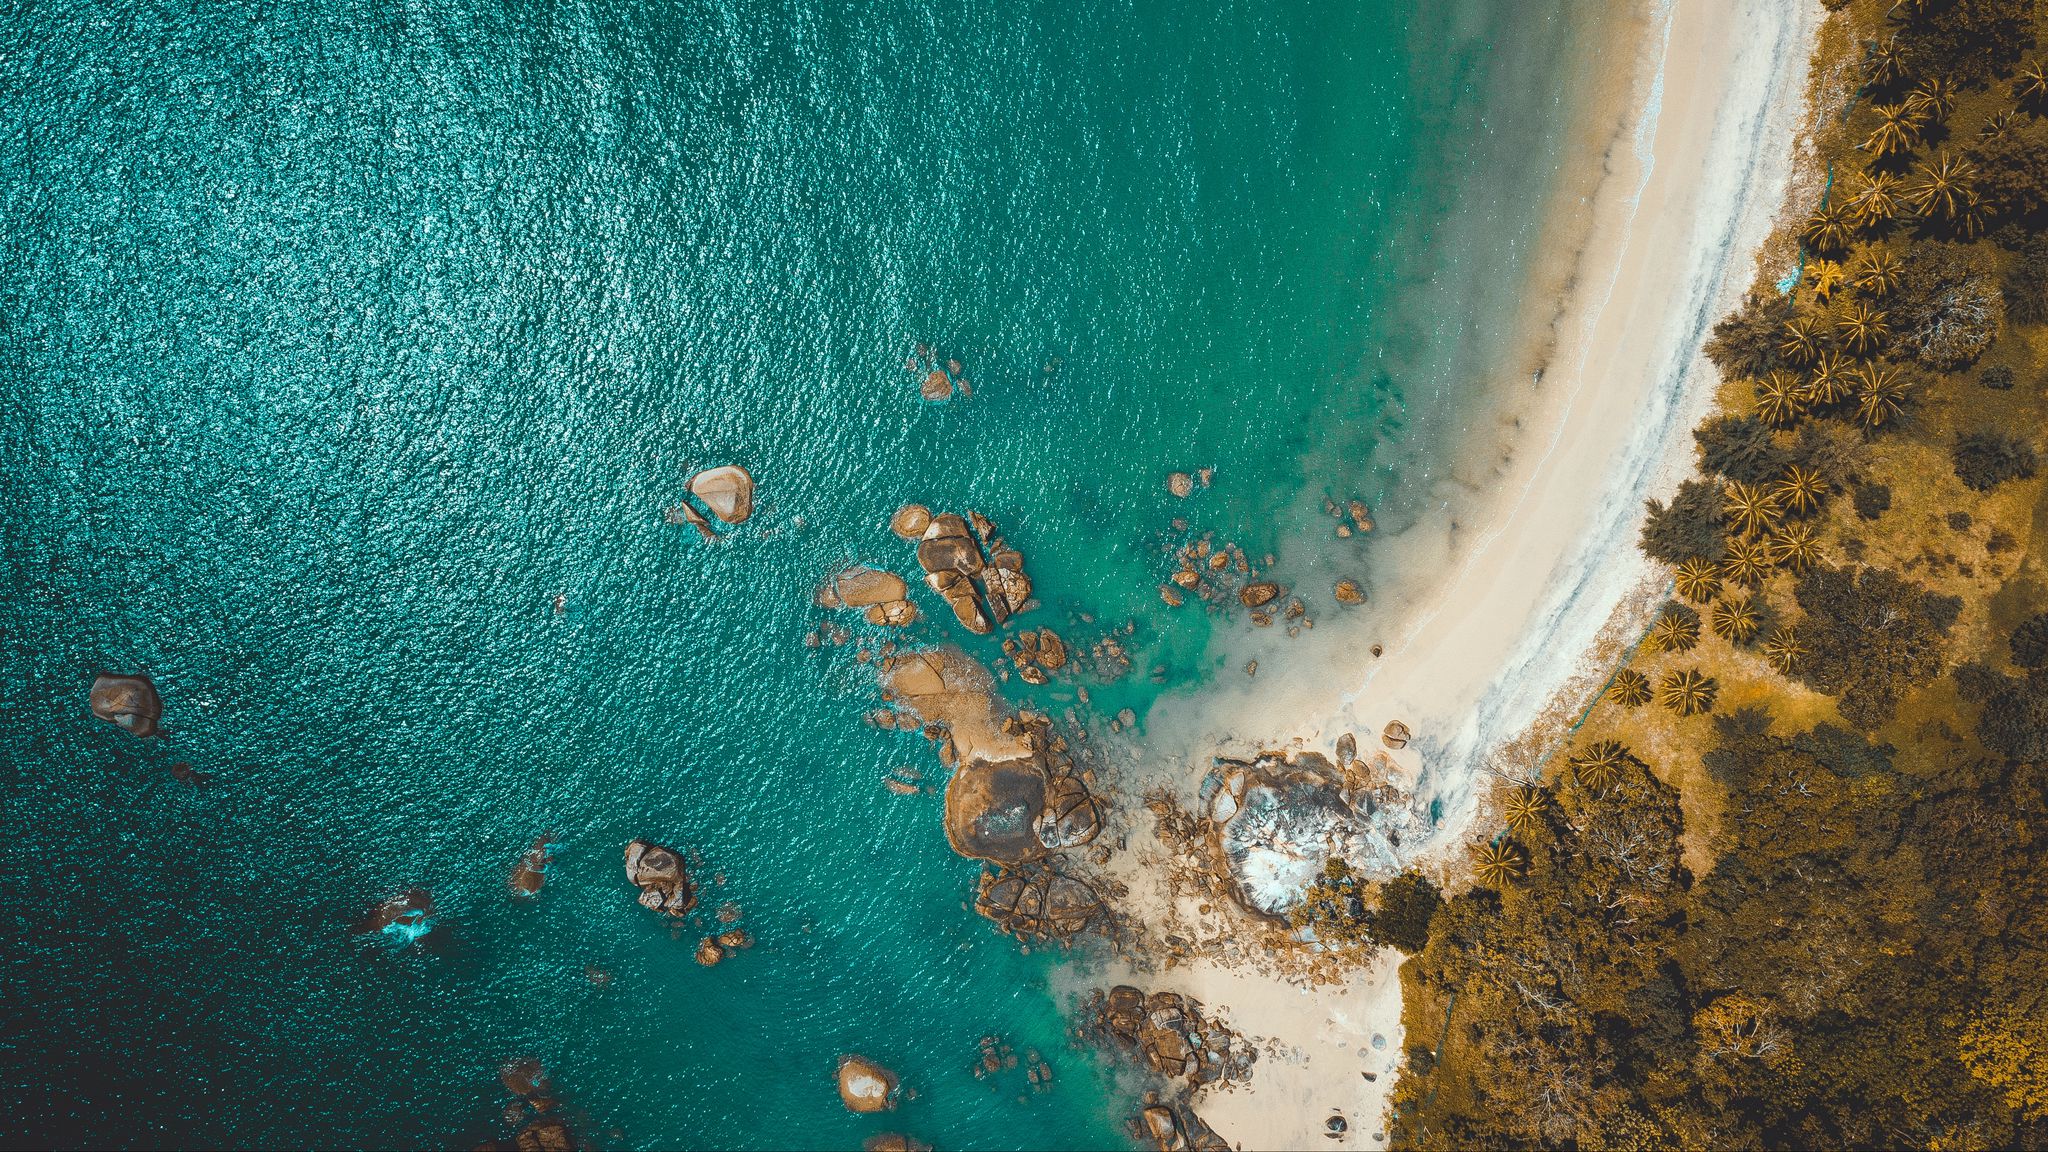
[[0, 1, 1591, 1147]]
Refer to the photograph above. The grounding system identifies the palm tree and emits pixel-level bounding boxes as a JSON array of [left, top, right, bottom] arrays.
[[1982, 109, 2020, 140], [1674, 557, 1723, 604], [1774, 465, 1829, 515], [1570, 741, 1630, 791], [1801, 204, 1855, 254], [1772, 523, 1823, 572], [1710, 597, 1762, 644], [1906, 153, 1978, 222], [1834, 301, 1890, 357], [1862, 103, 1923, 160], [1904, 76, 1955, 123], [1755, 371, 1805, 427], [1807, 259, 1847, 302], [1853, 363, 1910, 429], [1779, 315, 1827, 366], [1848, 171, 1904, 230], [1658, 669, 1718, 717], [1763, 628, 1806, 674], [1650, 608, 1701, 653], [1805, 352, 1853, 407], [1864, 35, 1911, 90], [1724, 481, 1784, 538], [2014, 59, 2048, 109], [1852, 246, 1902, 295], [1503, 785, 1548, 834], [1608, 668, 1652, 708], [1722, 536, 1777, 587], [1473, 839, 1526, 888]]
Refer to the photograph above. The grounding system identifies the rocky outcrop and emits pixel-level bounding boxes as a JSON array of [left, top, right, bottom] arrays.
[[942, 709, 1101, 863], [1085, 986, 1256, 1087], [974, 863, 1102, 941], [817, 565, 918, 627], [1238, 582, 1282, 609], [688, 465, 754, 524], [836, 1054, 899, 1113], [863, 1134, 933, 1152], [909, 511, 1034, 632], [1202, 752, 1416, 918], [1333, 578, 1365, 605], [90, 673, 161, 737], [623, 840, 696, 917]]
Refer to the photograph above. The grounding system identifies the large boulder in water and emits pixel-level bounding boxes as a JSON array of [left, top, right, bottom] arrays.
[[917, 514, 984, 576], [688, 466, 754, 524], [836, 1054, 899, 1113], [89, 673, 161, 737], [624, 840, 696, 916], [945, 757, 1049, 863], [820, 566, 909, 608]]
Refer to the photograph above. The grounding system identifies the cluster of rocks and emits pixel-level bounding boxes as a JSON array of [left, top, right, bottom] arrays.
[[90, 672, 162, 738], [899, 507, 1034, 634], [817, 565, 918, 627], [1323, 496, 1374, 539], [836, 1054, 900, 1113], [474, 1058, 573, 1152], [974, 862, 1104, 942], [944, 710, 1102, 863], [999, 626, 1067, 685], [1132, 1096, 1231, 1152], [695, 925, 753, 967], [623, 840, 696, 917], [509, 834, 554, 898], [863, 1135, 932, 1152], [1165, 467, 1213, 498], [1158, 533, 1253, 609], [1201, 751, 1418, 919], [668, 465, 754, 539], [1083, 986, 1255, 1088], [969, 1034, 1055, 1097], [908, 345, 969, 402]]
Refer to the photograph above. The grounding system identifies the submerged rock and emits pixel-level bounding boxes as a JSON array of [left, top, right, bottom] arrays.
[[623, 840, 696, 917], [89, 673, 162, 738], [1333, 579, 1365, 605], [510, 834, 554, 898], [688, 465, 754, 524], [1167, 472, 1194, 498], [820, 566, 910, 608], [837, 1054, 900, 1113], [863, 1135, 933, 1152], [357, 889, 436, 944]]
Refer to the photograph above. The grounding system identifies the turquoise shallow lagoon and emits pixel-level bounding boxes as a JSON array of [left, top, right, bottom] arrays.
[[1, 1, 1591, 1147]]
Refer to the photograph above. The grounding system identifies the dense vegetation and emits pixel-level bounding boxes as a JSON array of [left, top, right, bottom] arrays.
[[1384, 1, 2048, 1146]]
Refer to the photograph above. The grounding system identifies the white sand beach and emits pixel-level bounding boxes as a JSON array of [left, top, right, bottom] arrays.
[[1093, 1, 1824, 1147]]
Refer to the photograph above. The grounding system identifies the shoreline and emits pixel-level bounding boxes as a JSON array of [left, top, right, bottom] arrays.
[[1082, 1, 1822, 1147]]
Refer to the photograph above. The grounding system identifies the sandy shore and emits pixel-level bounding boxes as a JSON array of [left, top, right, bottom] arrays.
[[1086, 1, 1822, 1147]]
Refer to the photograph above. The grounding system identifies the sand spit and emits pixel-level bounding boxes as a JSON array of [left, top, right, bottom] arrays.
[[1092, 1, 1823, 1147]]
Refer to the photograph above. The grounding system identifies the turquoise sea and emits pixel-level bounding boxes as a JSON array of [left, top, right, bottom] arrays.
[[1, 1, 1594, 1147]]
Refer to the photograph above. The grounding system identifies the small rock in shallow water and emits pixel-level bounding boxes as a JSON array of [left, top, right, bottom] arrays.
[[695, 937, 725, 966], [1334, 579, 1364, 605], [1167, 472, 1194, 498], [921, 369, 954, 401], [1240, 582, 1282, 609], [890, 504, 932, 540]]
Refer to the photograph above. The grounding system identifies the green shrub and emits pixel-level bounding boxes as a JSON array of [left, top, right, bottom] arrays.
[[1953, 431, 2039, 491]]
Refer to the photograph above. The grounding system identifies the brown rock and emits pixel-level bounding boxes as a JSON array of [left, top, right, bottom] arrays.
[[676, 500, 718, 540], [863, 1135, 933, 1152], [1335, 732, 1357, 765], [510, 834, 553, 898], [1239, 582, 1282, 609], [1159, 585, 1184, 607], [1382, 720, 1412, 750], [623, 840, 696, 916], [921, 368, 954, 401], [890, 503, 933, 540], [89, 673, 162, 738], [716, 928, 753, 950], [514, 1116, 573, 1152], [1142, 1105, 1185, 1152], [500, 1056, 551, 1098], [688, 466, 754, 524], [1035, 628, 1066, 669], [1167, 472, 1194, 498], [1334, 579, 1365, 605], [695, 937, 725, 966], [837, 1054, 900, 1113], [917, 515, 984, 575], [865, 600, 919, 627], [825, 566, 910, 608]]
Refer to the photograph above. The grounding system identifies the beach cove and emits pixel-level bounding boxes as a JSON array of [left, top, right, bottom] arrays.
[[3, 0, 1812, 1148]]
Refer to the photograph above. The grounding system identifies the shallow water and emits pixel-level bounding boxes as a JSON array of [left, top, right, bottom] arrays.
[[1, 1, 1588, 1146]]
